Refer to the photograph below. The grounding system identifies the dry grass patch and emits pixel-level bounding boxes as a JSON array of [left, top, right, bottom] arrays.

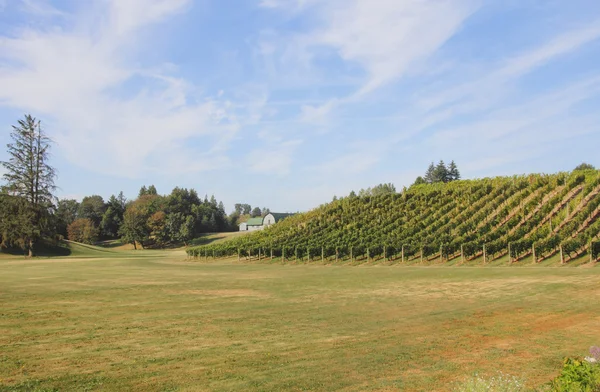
[[2, 257, 600, 391]]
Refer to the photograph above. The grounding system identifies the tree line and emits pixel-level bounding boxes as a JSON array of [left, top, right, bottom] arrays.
[[413, 160, 460, 186], [0, 114, 246, 255]]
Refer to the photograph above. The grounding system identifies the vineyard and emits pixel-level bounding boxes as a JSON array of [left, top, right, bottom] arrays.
[[188, 170, 600, 265]]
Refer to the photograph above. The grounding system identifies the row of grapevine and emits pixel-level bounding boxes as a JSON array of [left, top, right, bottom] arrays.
[[187, 170, 600, 266]]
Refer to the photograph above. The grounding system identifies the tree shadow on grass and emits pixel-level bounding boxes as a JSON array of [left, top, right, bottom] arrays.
[[1, 240, 71, 257]]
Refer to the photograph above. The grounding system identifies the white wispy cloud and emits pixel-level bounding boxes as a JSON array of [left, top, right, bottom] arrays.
[[19, 0, 66, 17], [417, 20, 600, 119], [284, 0, 481, 122], [0, 0, 235, 178]]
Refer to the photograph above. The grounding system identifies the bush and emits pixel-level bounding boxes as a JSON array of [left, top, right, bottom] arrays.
[[549, 357, 600, 392], [454, 372, 526, 392], [67, 218, 99, 244]]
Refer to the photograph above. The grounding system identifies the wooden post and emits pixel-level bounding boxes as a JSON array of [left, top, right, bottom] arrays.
[[282, 247, 285, 261], [350, 247, 353, 262], [321, 247, 324, 263], [307, 248, 310, 262], [401, 245, 405, 263], [590, 242, 593, 264], [461, 244, 464, 264], [258, 248, 261, 261], [384, 246, 387, 261], [205, 249, 208, 261], [532, 243, 536, 264], [560, 244, 564, 264], [212, 249, 215, 259], [439, 245, 443, 263], [367, 248, 370, 263], [508, 243, 511, 264], [335, 247, 338, 263], [420, 247, 423, 263], [238, 248, 240, 262], [483, 244, 487, 264], [295, 247, 298, 261], [271, 247, 273, 260]]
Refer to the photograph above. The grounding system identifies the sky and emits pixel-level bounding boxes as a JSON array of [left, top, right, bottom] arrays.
[[0, 0, 599, 213]]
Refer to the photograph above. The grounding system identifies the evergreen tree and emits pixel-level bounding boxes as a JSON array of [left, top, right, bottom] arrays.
[[448, 160, 460, 181], [100, 194, 126, 238], [433, 160, 449, 183], [138, 186, 148, 197], [0, 115, 56, 256], [424, 162, 435, 184], [147, 185, 158, 195]]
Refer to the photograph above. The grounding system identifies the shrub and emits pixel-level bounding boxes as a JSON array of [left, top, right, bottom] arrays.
[[454, 372, 526, 392], [67, 218, 99, 244], [549, 357, 600, 392]]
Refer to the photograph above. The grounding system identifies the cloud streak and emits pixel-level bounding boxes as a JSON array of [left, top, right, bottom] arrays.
[[0, 0, 235, 177]]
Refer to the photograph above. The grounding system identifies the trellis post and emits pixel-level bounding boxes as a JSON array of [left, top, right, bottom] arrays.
[[461, 244, 464, 264], [321, 246, 324, 263], [589, 241, 593, 264], [483, 244, 487, 264], [401, 245, 405, 263], [367, 248, 370, 263], [384, 246, 387, 261], [420, 247, 423, 263], [282, 247, 285, 261], [237, 248, 240, 262], [258, 248, 261, 261], [560, 244, 564, 264], [350, 246, 353, 262], [212, 249, 215, 259], [508, 242, 511, 264], [532, 242, 536, 264], [307, 248, 310, 262], [439, 245, 443, 263], [335, 247, 338, 263]]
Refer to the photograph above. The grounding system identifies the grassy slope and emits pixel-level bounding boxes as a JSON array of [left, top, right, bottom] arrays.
[[1, 250, 599, 392]]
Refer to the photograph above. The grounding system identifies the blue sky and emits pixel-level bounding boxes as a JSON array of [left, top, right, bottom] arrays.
[[0, 0, 599, 213]]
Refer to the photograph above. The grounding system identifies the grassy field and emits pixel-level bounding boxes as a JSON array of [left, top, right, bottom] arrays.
[[1, 245, 599, 391]]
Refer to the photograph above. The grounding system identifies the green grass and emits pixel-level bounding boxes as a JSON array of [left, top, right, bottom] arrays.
[[1, 247, 599, 391]]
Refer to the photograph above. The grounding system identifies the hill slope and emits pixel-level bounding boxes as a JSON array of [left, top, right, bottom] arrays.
[[188, 170, 600, 264]]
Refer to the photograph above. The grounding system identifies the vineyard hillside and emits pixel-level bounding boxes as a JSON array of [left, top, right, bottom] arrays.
[[188, 170, 600, 264]]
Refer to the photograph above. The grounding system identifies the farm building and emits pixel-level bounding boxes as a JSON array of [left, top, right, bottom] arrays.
[[244, 217, 264, 232], [239, 213, 295, 231]]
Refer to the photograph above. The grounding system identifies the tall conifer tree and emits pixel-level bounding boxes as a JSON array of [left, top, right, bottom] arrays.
[[1, 115, 56, 256]]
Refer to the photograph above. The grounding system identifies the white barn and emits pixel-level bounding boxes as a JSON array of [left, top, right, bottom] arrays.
[[238, 213, 295, 231]]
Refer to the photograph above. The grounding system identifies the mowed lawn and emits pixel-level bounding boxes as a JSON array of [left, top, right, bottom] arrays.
[[1, 252, 600, 391]]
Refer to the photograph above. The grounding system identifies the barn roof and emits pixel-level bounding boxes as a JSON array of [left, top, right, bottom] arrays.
[[269, 212, 295, 222], [246, 217, 264, 226]]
